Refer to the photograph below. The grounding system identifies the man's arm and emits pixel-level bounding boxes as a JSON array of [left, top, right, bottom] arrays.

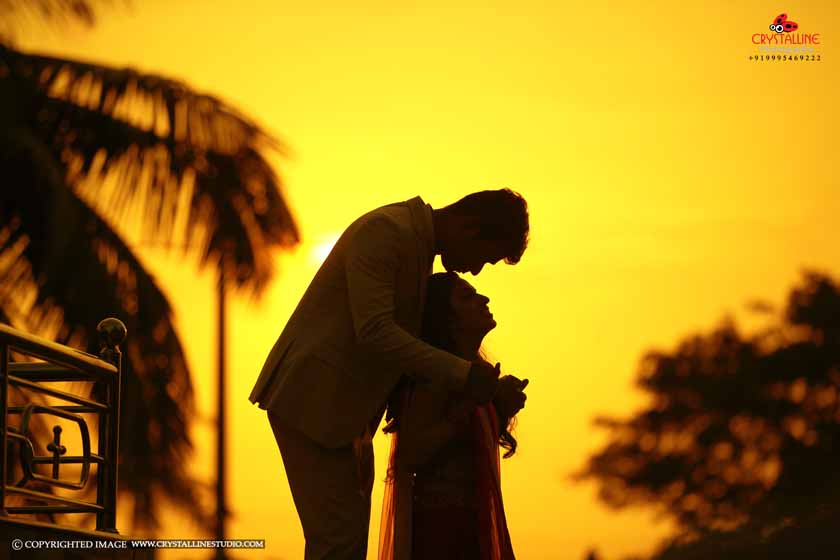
[[345, 215, 471, 391]]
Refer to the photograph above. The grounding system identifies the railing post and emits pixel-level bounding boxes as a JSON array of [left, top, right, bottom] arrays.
[[0, 342, 8, 516], [95, 318, 126, 533]]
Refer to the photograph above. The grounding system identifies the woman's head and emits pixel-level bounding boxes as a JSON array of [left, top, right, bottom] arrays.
[[421, 272, 496, 356], [410, 272, 518, 457]]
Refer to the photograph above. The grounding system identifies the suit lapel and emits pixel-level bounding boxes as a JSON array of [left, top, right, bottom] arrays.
[[406, 197, 434, 334]]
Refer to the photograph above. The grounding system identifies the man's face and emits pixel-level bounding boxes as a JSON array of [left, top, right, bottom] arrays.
[[441, 239, 506, 276]]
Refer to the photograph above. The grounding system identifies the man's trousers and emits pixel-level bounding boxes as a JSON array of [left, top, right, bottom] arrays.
[[268, 411, 375, 560]]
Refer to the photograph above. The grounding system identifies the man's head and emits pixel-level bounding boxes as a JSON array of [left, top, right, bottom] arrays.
[[435, 188, 529, 275]]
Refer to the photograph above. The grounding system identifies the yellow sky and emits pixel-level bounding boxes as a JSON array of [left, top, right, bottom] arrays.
[[15, 0, 840, 558]]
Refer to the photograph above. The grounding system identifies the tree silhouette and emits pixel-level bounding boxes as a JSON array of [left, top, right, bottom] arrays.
[[577, 271, 840, 557], [0, 3, 299, 532]]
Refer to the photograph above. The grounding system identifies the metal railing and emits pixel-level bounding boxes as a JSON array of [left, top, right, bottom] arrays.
[[0, 318, 126, 533]]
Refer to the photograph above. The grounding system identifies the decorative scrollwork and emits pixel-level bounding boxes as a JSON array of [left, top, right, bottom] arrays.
[[8, 404, 93, 491]]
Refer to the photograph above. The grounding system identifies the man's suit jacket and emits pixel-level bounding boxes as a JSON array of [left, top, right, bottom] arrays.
[[249, 196, 471, 448]]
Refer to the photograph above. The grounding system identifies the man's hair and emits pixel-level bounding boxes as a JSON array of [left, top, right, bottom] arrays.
[[447, 188, 529, 264]]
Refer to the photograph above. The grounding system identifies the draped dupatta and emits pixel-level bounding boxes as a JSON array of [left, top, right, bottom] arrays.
[[474, 403, 516, 560], [378, 395, 515, 560]]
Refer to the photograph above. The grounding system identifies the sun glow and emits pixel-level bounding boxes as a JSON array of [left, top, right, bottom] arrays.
[[311, 233, 340, 266]]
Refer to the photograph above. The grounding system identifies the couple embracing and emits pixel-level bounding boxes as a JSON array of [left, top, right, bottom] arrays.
[[249, 190, 530, 560]]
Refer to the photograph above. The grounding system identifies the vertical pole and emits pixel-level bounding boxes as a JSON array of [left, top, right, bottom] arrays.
[[96, 374, 108, 530], [216, 265, 228, 559], [0, 343, 9, 516], [97, 318, 126, 533], [104, 345, 121, 533]]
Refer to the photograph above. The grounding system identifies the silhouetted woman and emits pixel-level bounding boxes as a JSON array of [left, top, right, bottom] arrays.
[[378, 272, 525, 560]]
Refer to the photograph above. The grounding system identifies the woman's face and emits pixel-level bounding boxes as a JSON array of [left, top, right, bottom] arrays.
[[449, 277, 496, 335]]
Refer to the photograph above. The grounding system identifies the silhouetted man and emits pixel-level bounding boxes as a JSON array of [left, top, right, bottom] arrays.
[[249, 190, 529, 559]]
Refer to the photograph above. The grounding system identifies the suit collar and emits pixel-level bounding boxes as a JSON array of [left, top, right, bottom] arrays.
[[406, 196, 435, 268]]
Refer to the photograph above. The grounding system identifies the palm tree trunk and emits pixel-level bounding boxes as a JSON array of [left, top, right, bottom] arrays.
[[216, 266, 228, 559]]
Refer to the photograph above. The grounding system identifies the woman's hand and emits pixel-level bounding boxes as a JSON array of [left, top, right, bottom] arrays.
[[493, 374, 528, 420]]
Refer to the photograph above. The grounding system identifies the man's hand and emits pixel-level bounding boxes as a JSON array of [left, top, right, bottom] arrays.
[[464, 360, 501, 403], [493, 374, 528, 420]]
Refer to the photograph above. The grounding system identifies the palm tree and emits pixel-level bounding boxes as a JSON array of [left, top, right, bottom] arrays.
[[0, 2, 300, 532]]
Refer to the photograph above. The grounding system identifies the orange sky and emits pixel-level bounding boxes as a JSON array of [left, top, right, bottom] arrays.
[[15, 1, 840, 558]]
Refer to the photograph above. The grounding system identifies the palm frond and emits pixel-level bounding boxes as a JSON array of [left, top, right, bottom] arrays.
[[1, 43, 300, 296], [0, 1, 121, 42], [1, 126, 211, 531], [1, 0, 98, 25]]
